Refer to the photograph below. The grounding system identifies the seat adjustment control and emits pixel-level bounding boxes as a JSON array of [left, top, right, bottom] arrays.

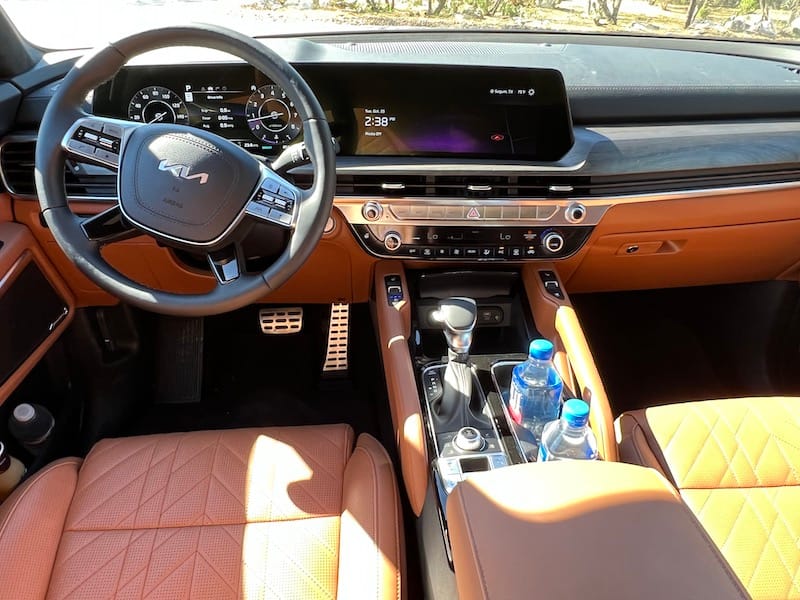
[[539, 270, 565, 300]]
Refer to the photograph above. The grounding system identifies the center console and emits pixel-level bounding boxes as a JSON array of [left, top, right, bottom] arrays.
[[372, 260, 618, 598]]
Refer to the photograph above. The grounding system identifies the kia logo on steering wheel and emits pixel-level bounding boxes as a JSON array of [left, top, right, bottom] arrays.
[[158, 159, 209, 185]]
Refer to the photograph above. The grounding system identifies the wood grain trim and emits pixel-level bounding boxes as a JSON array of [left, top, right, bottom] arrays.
[[0, 223, 75, 408], [373, 261, 428, 516]]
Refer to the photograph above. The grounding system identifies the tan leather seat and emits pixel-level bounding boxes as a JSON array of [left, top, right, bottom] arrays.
[[617, 397, 800, 600], [0, 424, 404, 600]]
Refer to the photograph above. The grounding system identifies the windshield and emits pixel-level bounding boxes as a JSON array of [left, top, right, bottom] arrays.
[[2, 0, 799, 49]]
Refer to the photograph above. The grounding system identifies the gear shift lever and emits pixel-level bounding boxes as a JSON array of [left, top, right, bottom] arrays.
[[433, 297, 477, 363], [432, 298, 485, 429]]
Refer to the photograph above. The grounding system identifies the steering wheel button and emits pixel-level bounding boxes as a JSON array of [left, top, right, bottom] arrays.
[[83, 119, 104, 133], [82, 131, 99, 142], [271, 209, 293, 225], [246, 201, 272, 220], [101, 123, 123, 138], [94, 149, 119, 166], [262, 179, 280, 193], [67, 139, 97, 157]]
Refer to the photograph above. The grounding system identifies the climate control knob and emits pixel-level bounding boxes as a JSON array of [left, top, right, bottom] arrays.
[[383, 231, 402, 252], [542, 231, 565, 254], [362, 201, 383, 222]]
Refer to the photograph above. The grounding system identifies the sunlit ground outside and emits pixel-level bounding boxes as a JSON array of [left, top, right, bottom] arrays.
[[3, 0, 800, 51]]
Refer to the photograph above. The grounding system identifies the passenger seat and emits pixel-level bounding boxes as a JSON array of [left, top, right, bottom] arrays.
[[616, 397, 800, 600]]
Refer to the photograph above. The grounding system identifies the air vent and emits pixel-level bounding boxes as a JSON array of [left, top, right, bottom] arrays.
[[0, 139, 116, 198], [0, 140, 36, 195], [332, 174, 590, 199]]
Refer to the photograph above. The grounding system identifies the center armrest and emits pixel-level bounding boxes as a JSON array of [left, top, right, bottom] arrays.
[[448, 461, 748, 600]]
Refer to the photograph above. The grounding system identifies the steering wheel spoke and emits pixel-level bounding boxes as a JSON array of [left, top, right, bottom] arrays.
[[62, 116, 141, 170], [244, 165, 306, 229], [81, 204, 140, 245], [206, 245, 242, 286]]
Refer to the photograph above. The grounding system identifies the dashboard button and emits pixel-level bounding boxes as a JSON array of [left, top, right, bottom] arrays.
[[428, 206, 446, 219], [445, 206, 464, 219], [496, 246, 507, 257], [421, 247, 435, 258], [406, 247, 420, 257], [409, 206, 429, 219], [524, 246, 537, 257], [480, 247, 495, 258], [436, 247, 449, 257], [465, 248, 479, 258], [502, 206, 520, 220], [509, 247, 523, 258], [450, 248, 464, 258], [520, 206, 537, 220], [484, 206, 502, 219], [389, 205, 409, 219], [538, 206, 558, 219]]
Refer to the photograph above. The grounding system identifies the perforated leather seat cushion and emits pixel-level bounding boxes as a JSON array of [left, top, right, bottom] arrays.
[[617, 397, 800, 599], [0, 424, 404, 600]]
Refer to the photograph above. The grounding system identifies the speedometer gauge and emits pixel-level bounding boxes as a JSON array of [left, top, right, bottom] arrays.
[[128, 86, 189, 124], [246, 85, 302, 144]]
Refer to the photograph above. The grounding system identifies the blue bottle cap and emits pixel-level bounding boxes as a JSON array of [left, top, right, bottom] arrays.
[[528, 339, 554, 361], [563, 399, 590, 427]]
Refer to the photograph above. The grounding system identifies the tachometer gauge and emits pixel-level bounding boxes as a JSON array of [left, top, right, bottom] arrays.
[[127, 86, 189, 124], [246, 84, 302, 144]]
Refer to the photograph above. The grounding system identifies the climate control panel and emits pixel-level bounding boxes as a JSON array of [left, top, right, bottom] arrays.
[[351, 223, 592, 260], [335, 198, 606, 261]]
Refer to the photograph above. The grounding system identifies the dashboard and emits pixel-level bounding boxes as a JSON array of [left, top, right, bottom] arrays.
[[92, 63, 574, 161], [4, 34, 800, 287]]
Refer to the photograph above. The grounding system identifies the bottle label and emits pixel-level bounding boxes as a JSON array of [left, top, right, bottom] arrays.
[[537, 444, 548, 462]]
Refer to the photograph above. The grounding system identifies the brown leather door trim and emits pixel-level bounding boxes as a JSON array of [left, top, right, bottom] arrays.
[[522, 263, 617, 461], [0, 222, 75, 407], [373, 261, 428, 516]]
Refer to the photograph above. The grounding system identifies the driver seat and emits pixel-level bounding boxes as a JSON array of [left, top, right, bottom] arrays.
[[0, 424, 404, 600]]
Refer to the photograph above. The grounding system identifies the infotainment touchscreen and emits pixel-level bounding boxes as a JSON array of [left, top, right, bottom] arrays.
[[304, 64, 574, 161]]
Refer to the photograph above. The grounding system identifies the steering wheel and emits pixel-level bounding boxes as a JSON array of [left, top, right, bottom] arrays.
[[35, 25, 336, 316]]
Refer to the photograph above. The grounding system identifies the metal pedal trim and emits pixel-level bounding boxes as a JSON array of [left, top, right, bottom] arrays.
[[323, 303, 349, 372], [259, 307, 303, 334]]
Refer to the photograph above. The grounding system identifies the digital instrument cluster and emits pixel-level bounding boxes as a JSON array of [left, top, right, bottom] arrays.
[[95, 67, 303, 156], [93, 63, 573, 161]]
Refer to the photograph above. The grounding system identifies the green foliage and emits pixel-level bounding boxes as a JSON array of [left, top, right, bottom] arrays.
[[737, 0, 760, 14]]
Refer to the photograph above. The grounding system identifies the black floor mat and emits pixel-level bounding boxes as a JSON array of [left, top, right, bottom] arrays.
[[571, 281, 800, 416], [126, 304, 383, 438]]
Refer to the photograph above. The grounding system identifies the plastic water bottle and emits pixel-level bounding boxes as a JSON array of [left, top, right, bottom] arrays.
[[508, 339, 563, 460], [538, 399, 599, 462]]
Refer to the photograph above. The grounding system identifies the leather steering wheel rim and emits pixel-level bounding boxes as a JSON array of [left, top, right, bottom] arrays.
[[35, 25, 336, 317]]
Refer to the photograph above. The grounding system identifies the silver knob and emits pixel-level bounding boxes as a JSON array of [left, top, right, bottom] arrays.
[[384, 231, 402, 252], [542, 231, 565, 254], [362, 201, 383, 222], [565, 202, 586, 224], [454, 427, 485, 452]]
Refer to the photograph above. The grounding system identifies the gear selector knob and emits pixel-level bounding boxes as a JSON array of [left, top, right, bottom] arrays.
[[433, 297, 477, 361]]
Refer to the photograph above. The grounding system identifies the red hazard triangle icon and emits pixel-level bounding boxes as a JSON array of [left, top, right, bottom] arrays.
[[466, 207, 481, 219]]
